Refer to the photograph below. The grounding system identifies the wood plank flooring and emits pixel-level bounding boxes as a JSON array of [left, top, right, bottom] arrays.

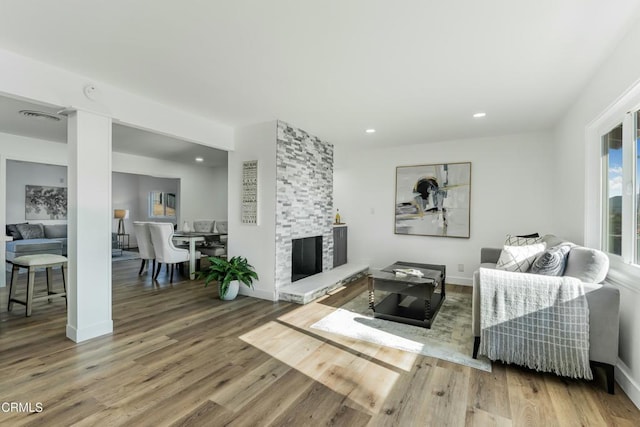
[[0, 259, 638, 426]]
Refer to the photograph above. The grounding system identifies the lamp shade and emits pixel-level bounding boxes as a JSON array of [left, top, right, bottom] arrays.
[[114, 209, 129, 235], [114, 209, 129, 219]]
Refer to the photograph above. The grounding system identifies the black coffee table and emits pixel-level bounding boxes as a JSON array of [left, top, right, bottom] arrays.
[[367, 261, 446, 328]]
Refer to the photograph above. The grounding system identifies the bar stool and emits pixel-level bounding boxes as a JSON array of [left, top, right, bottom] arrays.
[[7, 254, 68, 317]]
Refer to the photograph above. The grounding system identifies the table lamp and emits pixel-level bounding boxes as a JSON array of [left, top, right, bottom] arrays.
[[114, 209, 129, 234]]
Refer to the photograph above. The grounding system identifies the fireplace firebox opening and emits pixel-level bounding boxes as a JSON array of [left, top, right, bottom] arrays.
[[291, 236, 322, 282]]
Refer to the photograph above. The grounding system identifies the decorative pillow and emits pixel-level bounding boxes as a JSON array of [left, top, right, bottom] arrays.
[[530, 245, 571, 276], [193, 220, 215, 233], [564, 247, 610, 284], [15, 223, 45, 240], [517, 233, 540, 238], [542, 234, 572, 248], [43, 224, 67, 239], [496, 243, 546, 272], [505, 234, 544, 246], [6, 223, 27, 240], [216, 221, 228, 233]]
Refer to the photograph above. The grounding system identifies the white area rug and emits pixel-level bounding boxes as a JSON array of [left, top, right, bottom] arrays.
[[111, 251, 141, 262], [311, 290, 491, 372]]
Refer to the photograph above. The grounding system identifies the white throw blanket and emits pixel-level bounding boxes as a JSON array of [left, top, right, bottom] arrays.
[[479, 268, 592, 379]]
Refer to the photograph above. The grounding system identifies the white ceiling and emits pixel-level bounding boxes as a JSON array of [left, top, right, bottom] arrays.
[[0, 96, 227, 167], [1, 1, 640, 150]]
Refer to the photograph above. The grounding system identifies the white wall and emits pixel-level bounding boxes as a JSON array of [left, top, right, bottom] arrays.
[[112, 172, 144, 240], [554, 17, 640, 409], [6, 160, 67, 224], [228, 121, 277, 301], [334, 132, 555, 285], [207, 166, 229, 224], [112, 172, 180, 247]]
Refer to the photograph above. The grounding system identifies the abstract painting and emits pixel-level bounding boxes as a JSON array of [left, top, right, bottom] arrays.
[[25, 185, 67, 220], [395, 162, 471, 238]]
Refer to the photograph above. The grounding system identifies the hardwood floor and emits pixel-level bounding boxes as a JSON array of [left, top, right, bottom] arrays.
[[1, 259, 638, 426]]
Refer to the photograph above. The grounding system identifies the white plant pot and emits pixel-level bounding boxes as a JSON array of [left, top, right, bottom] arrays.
[[220, 280, 239, 300]]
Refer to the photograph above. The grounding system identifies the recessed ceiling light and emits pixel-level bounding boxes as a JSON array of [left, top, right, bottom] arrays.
[[365, 129, 376, 133], [195, 157, 204, 162], [473, 112, 486, 118]]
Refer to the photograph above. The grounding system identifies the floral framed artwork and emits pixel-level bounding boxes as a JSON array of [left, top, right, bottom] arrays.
[[395, 162, 471, 238], [25, 185, 68, 220]]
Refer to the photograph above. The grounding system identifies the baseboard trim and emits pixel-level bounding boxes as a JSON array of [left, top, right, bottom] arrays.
[[447, 275, 472, 286], [66, 320, 113, 343], [239, 287, 276, 301], [616, 359, 640, 409]]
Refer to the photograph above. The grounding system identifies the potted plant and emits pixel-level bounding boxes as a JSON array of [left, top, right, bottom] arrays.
[[199, 256, 259, 300]]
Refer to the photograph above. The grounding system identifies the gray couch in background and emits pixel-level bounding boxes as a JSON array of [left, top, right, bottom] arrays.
[[6, 223, 67, 262], [472, 234, 620, 393]]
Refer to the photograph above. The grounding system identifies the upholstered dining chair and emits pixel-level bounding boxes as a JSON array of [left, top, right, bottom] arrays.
[[148, 222, 200, 283], [192, 220, 215, 233], [216, 220, 228, 246], [192, 219, 225, 257], [133, 221, 156, 275]]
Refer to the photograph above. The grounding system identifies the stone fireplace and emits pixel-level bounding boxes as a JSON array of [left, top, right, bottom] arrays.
[[274, 121, 334, 289]]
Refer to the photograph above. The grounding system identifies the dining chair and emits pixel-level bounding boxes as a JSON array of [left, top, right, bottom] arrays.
[[148, 222, 199, 282], [133, 221, 156, 275], [216, 220, 228, 247], [192, 219, 224, 256], [192, 220, 215, 233]]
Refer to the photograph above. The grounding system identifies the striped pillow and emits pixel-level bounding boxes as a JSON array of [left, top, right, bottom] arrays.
[[530, 245, 571, 276]]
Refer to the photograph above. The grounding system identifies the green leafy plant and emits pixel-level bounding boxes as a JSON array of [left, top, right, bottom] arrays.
[[199, 256, 259, 298]]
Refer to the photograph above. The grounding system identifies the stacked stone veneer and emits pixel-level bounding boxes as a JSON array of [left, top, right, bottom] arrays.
[[275, 120, 334, 289]]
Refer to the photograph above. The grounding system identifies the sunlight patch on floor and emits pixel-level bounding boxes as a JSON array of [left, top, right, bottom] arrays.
[[240, 316, 418, 414]]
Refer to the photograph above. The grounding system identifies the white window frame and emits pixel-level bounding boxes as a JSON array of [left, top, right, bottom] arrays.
[[586, 79, 640, 286], [148, 191, 177, 219]]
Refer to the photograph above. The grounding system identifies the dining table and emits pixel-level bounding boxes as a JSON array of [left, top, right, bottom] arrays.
[[172, 231, 225, 280]]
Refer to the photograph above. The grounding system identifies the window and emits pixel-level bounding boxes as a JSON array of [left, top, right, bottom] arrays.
[[601, 112, 640, 263], [149, 191, 176, 218], [603, 124, 622, 256]]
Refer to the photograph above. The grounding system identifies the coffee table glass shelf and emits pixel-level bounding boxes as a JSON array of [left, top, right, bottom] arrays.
[[368, 261, 446, 328]]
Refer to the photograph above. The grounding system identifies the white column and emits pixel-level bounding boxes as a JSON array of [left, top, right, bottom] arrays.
[[66, 109, 113, 342]]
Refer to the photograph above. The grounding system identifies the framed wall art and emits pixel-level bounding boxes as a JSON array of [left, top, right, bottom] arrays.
[[395, 162, 471, 238], [25, 185, 68, 220], [148, 191, 177, 218], [242, 160, 258, 224]]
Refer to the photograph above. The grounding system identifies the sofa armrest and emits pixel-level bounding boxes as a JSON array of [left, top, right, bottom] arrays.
[[584, 282, 620, 365], [480, 247, 502, 264]]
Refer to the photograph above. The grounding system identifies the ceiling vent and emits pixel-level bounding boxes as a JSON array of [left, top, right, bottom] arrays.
[[19, 110, 62, 122]]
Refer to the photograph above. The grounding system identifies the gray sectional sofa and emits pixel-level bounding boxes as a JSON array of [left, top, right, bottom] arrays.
[[5, 223, 67, 262]]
